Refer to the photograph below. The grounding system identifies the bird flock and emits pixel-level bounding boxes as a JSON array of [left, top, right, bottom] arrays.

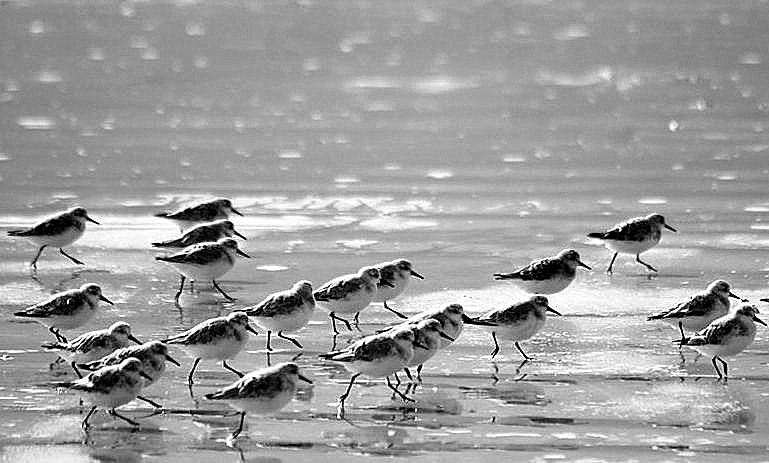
[[6, 200, 768, 442]]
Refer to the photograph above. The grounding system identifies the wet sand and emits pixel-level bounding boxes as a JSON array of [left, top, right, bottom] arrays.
[[1, 0, 769, 462]]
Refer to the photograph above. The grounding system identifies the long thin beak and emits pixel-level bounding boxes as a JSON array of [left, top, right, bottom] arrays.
[[546, 305, 562, 316], [438, 331, 455, 342], [85, 215, 100, 225], [246, 324, 259, 336], [461, 313, 496, 326], [577, 260, 591, 270], [99, 295, 114, 305], [665, 224, 677, 232], [236, 248, 251, 258], [410, 270, 425, 280], [230, 208, 244, 217], [299, 373, 313, 384], [140, 371, 153, 381], [760, 298, 769, 303], [728, 291, 743, 300], [128, 334, 142, 344], [165, 354, 181, 366], [753, 315, 767, 326], [382, 281, 395, 288], [233, 229, 247, 240], [413, 340, 430, 350]]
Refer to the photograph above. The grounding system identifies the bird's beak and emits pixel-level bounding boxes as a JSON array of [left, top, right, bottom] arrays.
[[299, 373, 313, 384], [665, 224, 677, 232], [246, 324, 259, 336], [728, 291, 743, 300], [128, 334, 142, 344], [413, 340, 430, 350], [99, 295, 114, 305], [85, 215, 100, 225], [546, 305, 562, 316], [233, 229, 247, 240], [753, 315, 767, 327], [140, 371, 153, 381], [410, 270, 425, 280], [231, 207, 244, 217], [382, 281, 395, 288], [236, 248, 251, 258], [438, 331, 455, 342], [760, 298, 769, 303], [461, 313, 496, 326], [577, 260, 591, 270], [165, 354, 181, 366]]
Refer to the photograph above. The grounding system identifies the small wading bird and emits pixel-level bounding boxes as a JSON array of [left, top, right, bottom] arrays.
[[204, 362, 312, 441], [678, 304, 766, 381], [14, 283, 114, 343], [151, 219, 246, 249], [244, 280, 315, 351], [314, 266, 385, 334], [587, 213, 676, 274], [372, 259, 424, 319], [155, 237, 250, 302], [493, 249, 590, 294], [7, 207, 100, 270], [154, 198, 243, 232]]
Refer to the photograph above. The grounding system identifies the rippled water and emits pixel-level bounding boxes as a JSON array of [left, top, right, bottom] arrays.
[[1, 0, 769, 461]]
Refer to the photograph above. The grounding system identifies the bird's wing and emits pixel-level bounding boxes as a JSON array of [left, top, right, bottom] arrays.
[[514, 257, 563, 281], [67, 331, 109, 353], [156, 243, 221, 264], [377, 266, 398, 287], [17, 291, 83, 317], [314, 277, 362, 301], [656, 294, 711, 319], [69, 368, 119, 394], [165, 319, 228, 345], [687, 317, 741, 345], [247, 292, 303, 317], [597, 218, 651, 242], [9, 214, 77, 236]]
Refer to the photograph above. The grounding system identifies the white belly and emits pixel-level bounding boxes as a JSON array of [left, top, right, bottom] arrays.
[[176, 336, 247, 360], [82, 384, 142, 409], [226, 389, 293, 415], [169, 258, 233, 281], [253, 305, 313, 333], [28, 226, 84, 248], [373, 278, 408, 302], [42, 306, 94, 331], [316, 289, 376, 315], [604, 237, 659, 255], [513, 276, 573, 295], [491, 317, 546, 342]]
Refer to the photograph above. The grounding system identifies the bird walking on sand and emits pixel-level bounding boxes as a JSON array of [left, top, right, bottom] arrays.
[[155, 237, 250, 302], [587, 213, 676, 274], [314, 266, 384, 334], [391, 303, 495, 349], [204, 362, 312, 441], [151, 219, 246, 249], [400, 319, 454, 382], [14, 283, 114, 343], [373, 259, 424, 319], [648, 280, 744, 344], [493, 249, 590, 294], [164, 312, 258, 385], [62, 358, 154, 429], [42, 321, 141, 378], [244, 281, 315, 351], [472, 295, 561, 360], [678, 304, 766, 381], [7, 207, 100, 270], [155, 198, 243, 232]]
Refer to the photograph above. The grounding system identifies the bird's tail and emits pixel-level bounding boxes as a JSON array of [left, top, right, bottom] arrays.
[[493, 273, 516, 280], [76, 361, 99, 371], [7, 230, 30, 237], [41, 341, 66, 350], [587, 232, 606, 239], [154, 212, 170, 218], [647, 313, 664, 321], [52, 381, 76, 388]]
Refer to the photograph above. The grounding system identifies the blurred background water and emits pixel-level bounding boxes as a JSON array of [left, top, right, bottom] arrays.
[[1, 1, 768, 461]]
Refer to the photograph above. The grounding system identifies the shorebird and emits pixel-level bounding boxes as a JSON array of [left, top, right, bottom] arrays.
[[587, 213, 676, 274], [155, 198, 243, 232], [151, 219, 246, 249], [244, 281, 315, 351], [204, 362, 312, 440], [14, 283, 114, 343], [401, 318, 454, 382], [493, 249, 590, 294], [7, 207, 100, 270], [391, 303, 495, 348], [373, 259, 424, 318], [314, 266, 383, 334]]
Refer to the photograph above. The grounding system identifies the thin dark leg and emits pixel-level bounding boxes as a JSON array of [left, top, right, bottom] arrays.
[[231, 411, 246, 439], [416, 364, 424, 382], [222, 360, 244, 378], [189, 280, 194, 294], [677, 322, 686, 349], [30, 245, 46, 270], [330, 312, 352, 332], [175, 275, 186, 302], [277, 331, 303, 349], [393, 371, 401, 385], [49, 326, 67, 343], [386, 376, 415, 402], [490, 332, 500, 358], [353, 312, 360, 326], [606, 252, 619, 275], [59, 248, 84, 265], [383, 301, 406, 319], [110, 409, 140, 427], [82, 406, 98, 429], [70, 361, 83, 378], [212, 280, 236, 301], [711, 357, 722, 380], [403, 368, 414, 382], [137, 395, 162, 408], [266, 331, 272, 352], [339, 373, 360, 403], [330, 313, 339, 335], [636, 254, 658, 272], [717, 357, 728, 381], [515, 342, 532, 361], [187, 358, 201, 385]]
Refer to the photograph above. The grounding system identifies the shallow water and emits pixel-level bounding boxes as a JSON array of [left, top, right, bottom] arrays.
[[1, 0, 769, 461]]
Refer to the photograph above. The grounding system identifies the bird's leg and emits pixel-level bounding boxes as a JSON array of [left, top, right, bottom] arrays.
[[222, 360, 244, 378], [330, 312, 352, 332], [59, 248, 84, 265], [386, 376, 415, 402], [677, 322, 686, 349], [353, 312, 360, 327], [189, 280, 194, 294], [70, 361, 83, 378], [606, 252, 618, 275], [337, 373, 360, 418], [416, 364, 424, 383], [329, 313, 339, 335], [515, 342, 532, 361], [266, 331, 272, 352], [137, 396, 162, 409], [403, 368, 414, 382], [635, 254, 658, 272], [175, 275, 186, 303], [383, 301, 407, 319], [717, 357, 728, 382], [81, 406, 98, 429], [49, 326, 67, 343], [277, 331, 303, 349], [490, 332, 500, 358], [30, 245, 46, 270], [109, 409, 140, 427], [711, 357, 722, 381], [212, 280, 236, 301], [187, 358, 201, 385], [231, 411, 246, 439]]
